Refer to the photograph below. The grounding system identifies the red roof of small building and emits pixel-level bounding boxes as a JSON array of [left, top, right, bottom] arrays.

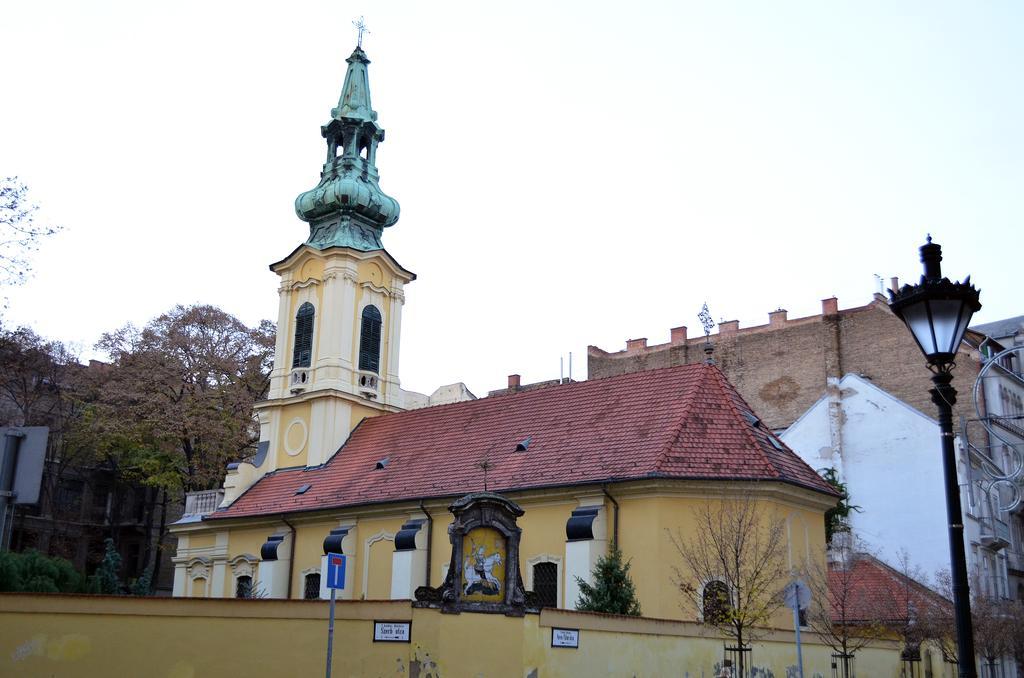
[[211, 363, 838, 520], [828, 553, 950, 624]]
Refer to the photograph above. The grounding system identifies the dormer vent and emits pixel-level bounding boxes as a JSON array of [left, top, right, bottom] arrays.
[[295, 483, 312, 495], [515, 436, 532, 452], [375, 457, 390, 470]]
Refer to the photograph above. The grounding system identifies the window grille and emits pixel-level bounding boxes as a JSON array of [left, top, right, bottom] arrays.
[[358, 305, 382, 373], [235, 575, 253, 598], [293, 302, 315, 368], [533, 562, 558, 608], [703, 580, 731, 624], [304, 573, 321, 600]]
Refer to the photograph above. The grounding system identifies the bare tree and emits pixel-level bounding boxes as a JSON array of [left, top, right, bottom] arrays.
[[801, 542, 891, 677], [0, 177, 61, 294], [669, 491, 787, 678]]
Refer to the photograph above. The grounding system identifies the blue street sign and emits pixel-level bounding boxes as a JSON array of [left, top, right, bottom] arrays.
[[326, 554, 346, 590]]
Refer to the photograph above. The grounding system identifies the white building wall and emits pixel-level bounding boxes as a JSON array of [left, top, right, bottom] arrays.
[[782, 374, 956, 579]]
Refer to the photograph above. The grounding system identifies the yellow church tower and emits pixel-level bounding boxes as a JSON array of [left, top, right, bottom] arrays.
[[220, 44, 416, 504]]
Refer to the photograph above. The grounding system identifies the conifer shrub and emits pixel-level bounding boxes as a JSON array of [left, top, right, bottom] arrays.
[[574, 545, 642, 616]]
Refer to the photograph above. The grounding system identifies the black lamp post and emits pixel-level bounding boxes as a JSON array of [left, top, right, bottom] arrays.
[[889, 236, 981, 678]]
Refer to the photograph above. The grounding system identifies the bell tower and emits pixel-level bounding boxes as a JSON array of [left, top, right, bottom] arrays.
[[222, 44, 415, 503]]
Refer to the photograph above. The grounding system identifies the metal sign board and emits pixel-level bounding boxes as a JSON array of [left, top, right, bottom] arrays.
[[1, 427, 48, 505], [373, 621, 411, 643], [784, 579, 811, 610], [326, 553, 347, 590], [551, 627, 580, 648]]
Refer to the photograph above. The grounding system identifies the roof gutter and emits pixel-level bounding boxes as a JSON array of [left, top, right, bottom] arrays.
[[601, 484, 619, 547], [281, 514, 296, 599]]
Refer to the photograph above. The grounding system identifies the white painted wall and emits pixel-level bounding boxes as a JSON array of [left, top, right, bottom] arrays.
[[782, 374, 955, 579]]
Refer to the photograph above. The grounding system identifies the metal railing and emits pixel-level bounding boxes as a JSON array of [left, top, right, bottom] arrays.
[[183, 489, 224, 517]]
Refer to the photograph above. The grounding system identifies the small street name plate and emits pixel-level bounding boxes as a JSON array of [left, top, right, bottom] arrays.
[[373, 621, 411, 643], [551, 627, 579, 649]]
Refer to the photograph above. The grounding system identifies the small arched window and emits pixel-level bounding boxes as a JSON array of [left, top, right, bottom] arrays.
[[358, 305, 382, 373], [235, 575, 253, 599], [293, 302, 315, 368], [702, 580, 731, 624]]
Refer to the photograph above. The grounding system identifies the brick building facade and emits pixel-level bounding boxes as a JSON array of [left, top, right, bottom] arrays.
[[588, 292, 981, 431]]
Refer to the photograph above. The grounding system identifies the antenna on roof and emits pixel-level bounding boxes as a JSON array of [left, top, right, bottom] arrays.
[[698, 302, 716, 364], [560, 355, 564, 384], [568, 352, 573, 382]]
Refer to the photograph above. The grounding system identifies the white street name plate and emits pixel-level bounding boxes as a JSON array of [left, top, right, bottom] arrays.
[[551, 627, 579, 648], [373, 621, 411, 643]]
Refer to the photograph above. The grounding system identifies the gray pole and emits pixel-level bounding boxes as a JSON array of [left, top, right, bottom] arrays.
[[0, 432, 24, 552], [325, 587, 336, 678], [792, 604, 804, 678]]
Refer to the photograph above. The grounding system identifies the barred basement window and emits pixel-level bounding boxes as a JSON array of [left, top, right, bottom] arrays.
[[235, 575, 253, 598], [358, 305, 382, 373], [293, 302, 315, 367], [533, 562, 558, 608], [304, 573, 321, 600]]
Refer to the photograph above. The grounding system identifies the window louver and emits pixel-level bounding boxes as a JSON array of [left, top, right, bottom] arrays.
[[358, 305, 382, 373], [293, 302, 315, 368]]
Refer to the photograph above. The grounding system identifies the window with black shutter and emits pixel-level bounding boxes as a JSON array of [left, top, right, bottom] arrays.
[[358, 305, 382, 373], [533, 562, 558, 608], [293, 302, 315, 367]]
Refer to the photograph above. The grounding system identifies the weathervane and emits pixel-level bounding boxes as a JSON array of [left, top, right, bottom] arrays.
[[698, 303, 715, 339], [698, 303, 716, 364], [352, 16, 370, 48]]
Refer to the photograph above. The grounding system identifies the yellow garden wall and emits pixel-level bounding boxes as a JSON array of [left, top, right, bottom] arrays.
[[0, 593, 915, 678]]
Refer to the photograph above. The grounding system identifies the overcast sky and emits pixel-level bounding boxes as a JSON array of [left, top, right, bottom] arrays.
[[2, 1, 1022, 398]]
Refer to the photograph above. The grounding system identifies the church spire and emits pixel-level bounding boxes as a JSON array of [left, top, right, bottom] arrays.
[[295, 45, 400, 252]]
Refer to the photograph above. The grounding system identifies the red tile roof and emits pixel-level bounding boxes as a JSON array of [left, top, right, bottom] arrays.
[[211, 363, 838, 520], [828, 553, 950, 624]]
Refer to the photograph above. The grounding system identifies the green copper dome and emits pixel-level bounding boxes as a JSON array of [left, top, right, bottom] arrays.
[[295, 46, 400, 251]]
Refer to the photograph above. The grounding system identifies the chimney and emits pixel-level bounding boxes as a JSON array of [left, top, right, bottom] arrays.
[[890, 276, 899, 293], [821, 297, 839, 316], [625, 338, 648, 352], [670, 326, 688, 345], [508, 374, 521, 390], [768, 309, 788, 327], [719, 320, 739, 335]]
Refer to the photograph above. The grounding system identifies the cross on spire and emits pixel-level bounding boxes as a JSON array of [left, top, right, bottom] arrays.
[[352, 16, 370, 48]]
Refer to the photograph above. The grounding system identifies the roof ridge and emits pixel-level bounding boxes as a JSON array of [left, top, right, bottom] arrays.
[[708, 365, 780, 479], [652, 364, 712, 474]]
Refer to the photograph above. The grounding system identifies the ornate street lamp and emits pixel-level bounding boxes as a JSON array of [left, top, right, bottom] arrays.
[[889, 236, 981, 678]]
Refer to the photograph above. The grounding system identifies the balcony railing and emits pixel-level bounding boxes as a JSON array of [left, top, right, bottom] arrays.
[[183, 489, 224, 517], [979, 515, 1011, 551]]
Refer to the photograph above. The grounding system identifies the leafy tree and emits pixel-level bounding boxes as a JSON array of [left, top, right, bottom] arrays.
[[94, 537, 122, 594], [670, 491, 787, 678], [130, 568, 153, 596], [0, 549, 89, 593], [0, 177, 61, 296], [575, 544, 642, 616], [93, 304, 275, 496], [819, 467, 861, 545]]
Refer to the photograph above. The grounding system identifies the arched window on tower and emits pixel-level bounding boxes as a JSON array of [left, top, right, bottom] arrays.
[[358, 305, 382, 373], [293, 302, 315, 368], [702, 580, 732, 624]]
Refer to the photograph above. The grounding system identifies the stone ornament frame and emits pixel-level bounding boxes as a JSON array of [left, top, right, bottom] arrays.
[[414, 492, 538, 616]]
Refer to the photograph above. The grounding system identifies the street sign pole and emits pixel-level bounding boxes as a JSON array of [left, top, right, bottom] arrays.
[[785, 579, 810, 678], [325, 586, 336, 678], [792, 602, 804, 678], [324, 553, 346, 678]]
